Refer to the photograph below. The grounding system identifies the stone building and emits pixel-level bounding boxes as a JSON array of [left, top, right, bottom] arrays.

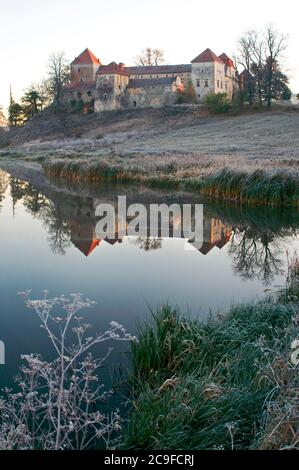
[[64, 47, 238, 113]]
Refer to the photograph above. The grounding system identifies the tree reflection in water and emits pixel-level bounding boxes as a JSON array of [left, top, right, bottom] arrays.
[[4, 176, 299, 283]]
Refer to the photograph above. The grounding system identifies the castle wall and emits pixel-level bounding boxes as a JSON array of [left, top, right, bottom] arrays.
[[71, 64, 99, 83], [128, 71, 192, 86], [94, 74, 129, 112], [191, 62, 226, 102], [124, 84, 173, 108]]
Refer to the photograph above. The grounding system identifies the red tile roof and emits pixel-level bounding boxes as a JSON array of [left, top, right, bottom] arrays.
[[219, 53, 235, 68], [97, 62, 129, 76], [72, 48, 101, 65], [191, 48, 224, 64]]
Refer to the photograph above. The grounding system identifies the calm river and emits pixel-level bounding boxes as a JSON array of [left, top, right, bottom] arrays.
[[0, 168, 298, 389]]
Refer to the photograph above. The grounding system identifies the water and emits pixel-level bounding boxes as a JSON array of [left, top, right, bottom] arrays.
[[0, 169, 298, 388]]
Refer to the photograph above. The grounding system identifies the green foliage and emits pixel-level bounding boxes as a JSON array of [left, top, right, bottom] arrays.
[[8, 102, 24, 127], [75, 99, 84, 114], [122, 296, 297, 450], [206, 92, 230, 114], [176, 81, 197, 104], [281, 87, 292, 100], [21, 88, 44, 122], [199, 169, 299, 206]]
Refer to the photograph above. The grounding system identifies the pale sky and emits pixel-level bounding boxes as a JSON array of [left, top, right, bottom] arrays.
[[1, 0, 298, 114]]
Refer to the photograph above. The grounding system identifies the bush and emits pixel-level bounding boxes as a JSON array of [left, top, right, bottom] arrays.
[[176, 81, 197, 104], [75, 99, 84, 114], [206, 92, 230, 114], [281, 88, 292, 101]]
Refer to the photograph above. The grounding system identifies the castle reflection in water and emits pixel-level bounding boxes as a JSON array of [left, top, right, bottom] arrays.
[[4, 172, 295, 285], [68, 197, 233, 257]]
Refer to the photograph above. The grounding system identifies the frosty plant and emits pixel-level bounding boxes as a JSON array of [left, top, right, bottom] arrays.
[[0, 291, 136, 450]]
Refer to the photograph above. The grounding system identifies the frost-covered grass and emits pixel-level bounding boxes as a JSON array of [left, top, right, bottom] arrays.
[[2, 109, 299, 206], [122, 291, 299, 450], [42, 156, 299, 206]]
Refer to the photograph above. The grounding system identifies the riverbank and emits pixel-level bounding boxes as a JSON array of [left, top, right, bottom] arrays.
[[122, 288, 299, 450], [1, 106, 299, 206]]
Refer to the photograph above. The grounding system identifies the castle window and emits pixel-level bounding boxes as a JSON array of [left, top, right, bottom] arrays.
[[135, 75, 137, 78], [221, 82, 223, 89], [205, 80, 209, 87], [104, 93, 107, 100], [80, 77, 84, 82], [119, 85, 121, 90], [196, 79, 200, 87], [217, 80, 219, 87], [133, 101, 137, 107], [87, 90, 92, 97]]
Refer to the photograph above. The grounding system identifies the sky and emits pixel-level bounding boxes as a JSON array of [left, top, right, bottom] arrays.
[[0, 0, 298, 115]]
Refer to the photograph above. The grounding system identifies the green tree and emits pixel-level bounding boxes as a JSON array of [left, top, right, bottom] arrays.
[[260, 59, 290, 102], [21, 88, 44, 121], [8, 102, 24, 127]]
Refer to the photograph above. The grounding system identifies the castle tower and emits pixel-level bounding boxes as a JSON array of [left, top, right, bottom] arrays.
[[95, 62, 130, 112], [218, 53, 237, 100], [71, 48, 101, 84], [191, 48, 225, 102]]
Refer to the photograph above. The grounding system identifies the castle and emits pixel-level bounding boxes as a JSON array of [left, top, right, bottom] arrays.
[[64, 47, 239, 113]]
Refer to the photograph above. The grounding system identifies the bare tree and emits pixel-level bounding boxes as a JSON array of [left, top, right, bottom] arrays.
[[0, 292, 136, 450], [264, 25, 288, 108], [248, 30, 265, 106], [48, 52, 70, 104], [238, 33, 257, 105], [135, 47, 165, 66]]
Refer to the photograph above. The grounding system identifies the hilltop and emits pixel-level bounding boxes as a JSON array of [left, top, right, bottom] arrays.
[[1, 105, 299, 206]]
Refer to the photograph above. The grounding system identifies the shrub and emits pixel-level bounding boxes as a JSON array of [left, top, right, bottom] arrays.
[[206, 92, 230, 114], [75, 99, 84, 114], [281, 88, 292, 101], [176, 81, 197, 104]]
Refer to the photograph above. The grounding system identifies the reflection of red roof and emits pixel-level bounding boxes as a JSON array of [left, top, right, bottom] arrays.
[[72, 48, 101, 65], [191, 48, 224, 64], [74, 239, 101, 257], [219, 53, 235, 68], [198, 231, 232, 255], [97, 62, 129, 76]]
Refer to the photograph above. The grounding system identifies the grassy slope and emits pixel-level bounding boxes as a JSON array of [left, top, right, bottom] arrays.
[[122, 294, 299, 450], [2, 106, 299, 206]]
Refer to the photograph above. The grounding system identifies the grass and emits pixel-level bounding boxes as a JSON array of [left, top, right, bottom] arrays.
[[121, 289, 299, 450], [199, 169, 299, 207], [43, 156, 299, 207]]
